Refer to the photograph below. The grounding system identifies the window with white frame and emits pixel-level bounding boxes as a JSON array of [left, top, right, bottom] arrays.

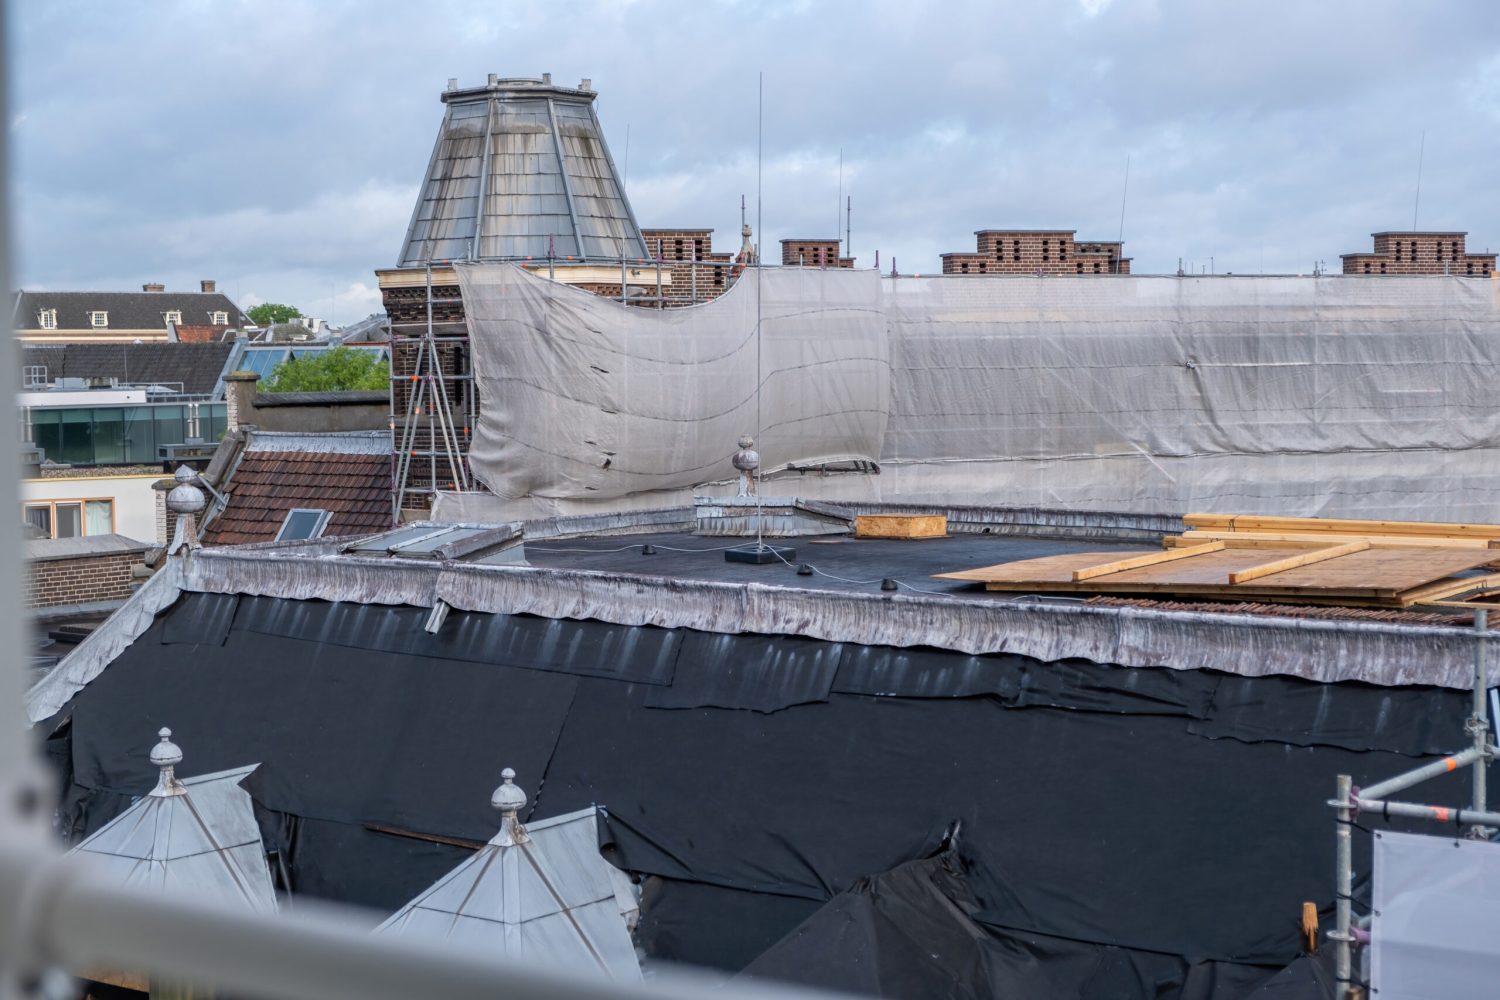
[[276, 508, 331, 541], [89, 311, 109, 328], [22, 366, 47, 387], [163, 310, 182, 326], [23, 498, 114, 539], [37, 308, 57, 329], [210, 310, 229, 325]]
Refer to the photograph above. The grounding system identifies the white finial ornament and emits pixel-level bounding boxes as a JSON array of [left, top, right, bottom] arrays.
[[732, 435, 760, 497], [149, 727, 186, 797], [491, 767, 530, 845], [167, 465, 206, 554]]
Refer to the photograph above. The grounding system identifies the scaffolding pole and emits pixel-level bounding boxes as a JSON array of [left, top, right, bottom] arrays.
[[1330, 608, 1492, 999]]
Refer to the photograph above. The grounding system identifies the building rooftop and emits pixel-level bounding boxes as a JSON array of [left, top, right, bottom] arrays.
[[397, 72, 646, 267], [20, 341, 237, 396], [200, 430, 393, 546], [12, 288, 250, 332]]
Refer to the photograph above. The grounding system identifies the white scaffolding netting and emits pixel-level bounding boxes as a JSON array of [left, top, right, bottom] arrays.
[[456, 263, 888, 501], [455, 265, 1500, 520]]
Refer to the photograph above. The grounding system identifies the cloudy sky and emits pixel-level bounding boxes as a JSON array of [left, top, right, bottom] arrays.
[[8, 0, 1500, 320]]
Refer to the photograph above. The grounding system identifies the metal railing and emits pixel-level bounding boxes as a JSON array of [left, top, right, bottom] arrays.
[[1329, 608, 1494, 998]]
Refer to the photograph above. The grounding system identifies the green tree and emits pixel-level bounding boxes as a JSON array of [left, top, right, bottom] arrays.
[[247, 302, 302, 326], [262, 347, 391, 393]]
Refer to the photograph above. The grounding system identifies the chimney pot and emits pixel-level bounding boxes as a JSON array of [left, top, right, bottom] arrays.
[[200, 279, 217, 294]]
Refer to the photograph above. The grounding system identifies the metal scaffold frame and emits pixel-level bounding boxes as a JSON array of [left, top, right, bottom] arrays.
[[391, 262, 471, 520], [1328, 607, 1495, 998]]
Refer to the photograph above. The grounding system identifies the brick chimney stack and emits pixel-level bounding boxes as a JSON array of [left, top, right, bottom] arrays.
[[200, 279, 217, 293], [223, 371, 260, 432]]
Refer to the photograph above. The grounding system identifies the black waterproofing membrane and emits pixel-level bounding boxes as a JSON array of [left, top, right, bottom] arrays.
[[45, 593, 1477, 998]]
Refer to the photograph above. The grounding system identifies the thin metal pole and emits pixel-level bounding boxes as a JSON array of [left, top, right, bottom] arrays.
[[1472, 608, 1491, 834], [755, 71, 764, 552], [1359, 744, 1486, 801], [1334, 774, 1353, 1000]]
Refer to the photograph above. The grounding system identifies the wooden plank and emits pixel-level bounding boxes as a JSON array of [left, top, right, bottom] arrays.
[[1227, 541, 1369, 585], [854, 514, 948, 539], [1173, 529, 1493, 550], [1398, 572, 1500, 607], [935, 550, 1158, 583], [1070, 541, 1224, 581], [1183, 513, 1500, 539]]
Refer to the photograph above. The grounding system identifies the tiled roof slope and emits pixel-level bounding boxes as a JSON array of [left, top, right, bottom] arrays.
[[21, 342, 235, 395], [173, 324, 233, 344], [14, 290, 250, 331], [203, 449, 392, 545]]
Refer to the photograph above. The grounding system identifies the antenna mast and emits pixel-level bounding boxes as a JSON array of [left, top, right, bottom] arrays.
[[1412, 131, 1426, 232]]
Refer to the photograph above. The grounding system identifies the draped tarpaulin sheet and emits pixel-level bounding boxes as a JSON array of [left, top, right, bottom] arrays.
[[455, 267, 1500, 520], [455, 263, 889, 501]]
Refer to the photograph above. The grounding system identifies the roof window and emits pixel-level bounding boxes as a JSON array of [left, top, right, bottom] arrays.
[[37, 308, 57, 330], [277, 508, 331, 542], [89, 311, 109, 328]]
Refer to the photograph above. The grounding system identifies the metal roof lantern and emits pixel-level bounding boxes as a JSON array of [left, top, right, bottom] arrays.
[[166, 465, 207, 515], [149, 726, 186, 797], [397, 73, 647, 266]]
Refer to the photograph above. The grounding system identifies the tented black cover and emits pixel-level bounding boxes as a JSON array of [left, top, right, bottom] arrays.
[[44, 593, 1483, 998], [741, 846, 1277, 999]]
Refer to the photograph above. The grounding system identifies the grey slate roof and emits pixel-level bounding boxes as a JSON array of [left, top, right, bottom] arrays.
[[21, 342, 236, 395], [398, 76, 647, 265], [13, 289, 250, 331]]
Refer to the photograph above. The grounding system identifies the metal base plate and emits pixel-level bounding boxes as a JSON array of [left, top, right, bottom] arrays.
[[724, 544, 797, 565]]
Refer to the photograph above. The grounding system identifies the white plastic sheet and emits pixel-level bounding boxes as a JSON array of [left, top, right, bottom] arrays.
[[456, 267, 1500, 520], [456, 263, 888, 501], [1372, 830, 1500, 999]]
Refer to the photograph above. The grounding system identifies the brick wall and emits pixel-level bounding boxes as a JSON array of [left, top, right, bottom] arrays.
[[1342, 232, 1495, 276], [26, 551, 142, 608], [781, 239, 854, 268], [641, 229, 737, 305], [943, 230, 1129, 275]]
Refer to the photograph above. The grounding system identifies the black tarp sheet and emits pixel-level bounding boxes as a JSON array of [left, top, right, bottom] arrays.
[[46, 593, 1486, 998], [741, 847, 1278, 1000]]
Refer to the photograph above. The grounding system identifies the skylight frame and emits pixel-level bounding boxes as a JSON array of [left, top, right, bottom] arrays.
[[275, 508, 332, 542]]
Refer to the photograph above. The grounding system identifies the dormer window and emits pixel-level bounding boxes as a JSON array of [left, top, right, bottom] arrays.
[[163, 310, 183, 326], [37, 308, 57, 330], [210, 310, 229, 325], [89, 311, 109, 328]]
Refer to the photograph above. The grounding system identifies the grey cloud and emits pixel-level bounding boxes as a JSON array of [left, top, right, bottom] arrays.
[[8, 0, 1500, 313]]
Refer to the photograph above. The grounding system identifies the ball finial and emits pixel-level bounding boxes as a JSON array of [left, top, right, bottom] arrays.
[[166, 466, 206, 515], [491, 767, 527, 814], [149, 727, 183, 769]]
